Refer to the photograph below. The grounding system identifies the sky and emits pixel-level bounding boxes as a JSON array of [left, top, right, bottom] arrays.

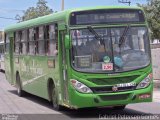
[[0, 0, 147, 30]]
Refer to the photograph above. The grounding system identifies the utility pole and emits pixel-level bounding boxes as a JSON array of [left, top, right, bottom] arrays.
[[62, 0, 64, 11], [118, 0, 131, 6]]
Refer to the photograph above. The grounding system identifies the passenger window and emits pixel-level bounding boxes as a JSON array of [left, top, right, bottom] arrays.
[[29, 28, 36, 55], [21, 30, 28, 55], [4, 33, 10, 53], [37, 26, 45, 55], [15, 31, 22, 54], [46, 24, 58, 56], [49, 25, 55, 39]]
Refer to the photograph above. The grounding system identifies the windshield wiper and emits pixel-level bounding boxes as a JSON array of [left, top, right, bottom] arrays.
[[119, 25, 130, 47], [87, 26, 107, 52]]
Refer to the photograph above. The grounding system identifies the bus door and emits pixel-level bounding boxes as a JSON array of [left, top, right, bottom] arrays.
[[4, 33, 14, 84], [59, 29, 69, 103]]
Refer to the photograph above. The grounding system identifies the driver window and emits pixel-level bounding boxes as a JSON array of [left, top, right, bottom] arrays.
[[131, 27, 145, 51], [112, 28, 132, 54]]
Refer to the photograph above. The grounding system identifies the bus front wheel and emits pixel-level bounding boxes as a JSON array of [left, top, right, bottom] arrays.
[[16, 74, 25, 97]]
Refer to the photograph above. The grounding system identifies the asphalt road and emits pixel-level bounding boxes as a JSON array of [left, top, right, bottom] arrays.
[[0, 72, 160, 120]]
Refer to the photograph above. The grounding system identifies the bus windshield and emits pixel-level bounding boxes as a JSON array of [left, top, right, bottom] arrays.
[[71, 26, 150, 73]]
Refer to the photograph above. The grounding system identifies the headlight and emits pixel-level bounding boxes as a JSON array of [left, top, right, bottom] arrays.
[[70, 79, 93, 93], [136, 73, 153, 89]]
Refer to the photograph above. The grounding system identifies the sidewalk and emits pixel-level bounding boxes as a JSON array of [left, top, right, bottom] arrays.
[[154, 80, 160, 89], [153, 80, 160, 102], [153, 89, 160, 102]]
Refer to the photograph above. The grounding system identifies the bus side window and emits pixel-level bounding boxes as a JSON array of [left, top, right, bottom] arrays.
[[29, 28, 36, 55], [45, 25, 49, 55], [37, 26, 45, 55], [27, 29, 29, 54], [13, 32, 16, 53], [15, 31, 22, 54], [46, 24, 57, 56], [21, 30, 28, 55], [4, 33, 10, 53]]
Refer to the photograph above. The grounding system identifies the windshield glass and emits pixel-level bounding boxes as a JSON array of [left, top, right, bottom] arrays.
[[71, 27, 150, 73]]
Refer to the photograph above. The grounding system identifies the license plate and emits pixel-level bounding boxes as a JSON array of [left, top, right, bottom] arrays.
[[116, 82, 136, 87], [102, 63, 113, 71]]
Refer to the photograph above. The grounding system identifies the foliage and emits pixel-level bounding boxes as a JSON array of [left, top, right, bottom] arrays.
[[138, 0, 160, 41], [20, 0, 53, 21]]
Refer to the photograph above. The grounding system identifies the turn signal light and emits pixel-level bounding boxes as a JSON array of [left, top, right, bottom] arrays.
[[138, 93, 151, 99]]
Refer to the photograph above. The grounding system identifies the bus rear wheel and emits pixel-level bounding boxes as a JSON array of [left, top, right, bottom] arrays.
[[16, 74, 25, 97], [51, 85, 63, 111], [113, 105, 126, 110]]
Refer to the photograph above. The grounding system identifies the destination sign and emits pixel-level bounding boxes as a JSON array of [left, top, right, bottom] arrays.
[[70, 9, 145, 25]]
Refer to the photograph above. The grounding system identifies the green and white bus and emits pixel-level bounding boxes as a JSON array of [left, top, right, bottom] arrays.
[[4, 6, 153, 110]]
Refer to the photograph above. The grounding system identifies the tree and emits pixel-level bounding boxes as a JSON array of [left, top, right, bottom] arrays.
[[36, 0, 53, 17], [138, 0, 160, 41], [20, 0, 53, 21]]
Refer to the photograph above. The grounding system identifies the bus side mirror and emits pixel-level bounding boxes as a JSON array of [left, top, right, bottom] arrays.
[[65, 35, 71, 49]]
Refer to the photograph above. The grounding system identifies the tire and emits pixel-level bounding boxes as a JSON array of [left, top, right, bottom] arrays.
[[16, 74, 25, 97], [51, 84, 63, 111], [113, 105, 126, 110]]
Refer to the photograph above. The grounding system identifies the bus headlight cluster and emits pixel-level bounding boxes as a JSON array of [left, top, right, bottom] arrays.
[[136, 73, 153, 89], [70, 79, 93, 93]]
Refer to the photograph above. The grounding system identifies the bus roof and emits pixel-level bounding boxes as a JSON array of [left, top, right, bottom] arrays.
[[4, 6, 142, 32]]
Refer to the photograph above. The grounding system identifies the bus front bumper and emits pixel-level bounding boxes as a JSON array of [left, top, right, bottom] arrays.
[[69, 83, 153, 109]]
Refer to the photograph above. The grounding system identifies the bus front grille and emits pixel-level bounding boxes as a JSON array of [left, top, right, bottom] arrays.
[[91, 86, 136, 93], [88, 75, 139, 86], [99, 94, 130, 101]]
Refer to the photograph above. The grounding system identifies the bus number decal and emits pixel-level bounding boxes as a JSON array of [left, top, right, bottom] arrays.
[[102, 63, 113, 71]]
